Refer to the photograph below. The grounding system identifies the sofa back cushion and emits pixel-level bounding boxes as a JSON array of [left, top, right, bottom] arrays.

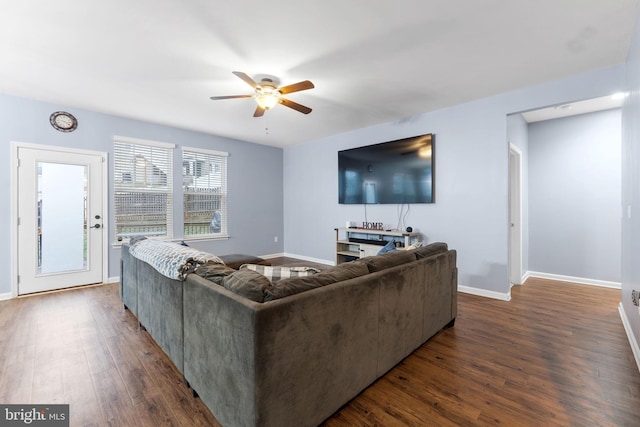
[[360, 250, 417, 273], [222, 269, 271, 303], [264, 261, 369, 301], [193, 262, 237, 285], [413, 242, 448, 259]]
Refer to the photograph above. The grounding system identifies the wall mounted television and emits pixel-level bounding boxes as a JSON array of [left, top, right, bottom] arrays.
[[338, 133, 434, 204]]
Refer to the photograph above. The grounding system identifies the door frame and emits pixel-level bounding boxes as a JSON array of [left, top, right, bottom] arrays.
[[10, 141, 109, 298], [508, 143, 523, 286]]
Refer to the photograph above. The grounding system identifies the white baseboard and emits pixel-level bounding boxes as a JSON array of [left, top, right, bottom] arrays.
[[0, 292, 13, 301], [106, 276, 120, 284], [526, 271, 621, 289], [458, 285, 511, 301], [260, 252, 285, 259], [618, 302, 640, 373], [282, 253, 334, 266]]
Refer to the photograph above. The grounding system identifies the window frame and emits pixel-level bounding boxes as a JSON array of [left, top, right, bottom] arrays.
[[113, 136, 175, 244], [181, 146, 229, 240]]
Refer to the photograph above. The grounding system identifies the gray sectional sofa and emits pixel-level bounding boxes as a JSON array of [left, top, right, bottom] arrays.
[[120, 241, 457, 427]]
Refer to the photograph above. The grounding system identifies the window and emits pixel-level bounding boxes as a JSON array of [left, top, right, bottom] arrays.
[[113, 136, 174, 242], [182, 147, 228, 238]]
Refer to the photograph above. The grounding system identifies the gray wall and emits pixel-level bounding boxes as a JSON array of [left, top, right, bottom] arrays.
[[507, 113, 530, 277], [283, 65, 625, 299], [528, 109, 622, 282], [622, 7, 640, 355], [0, 93, 284, 294]]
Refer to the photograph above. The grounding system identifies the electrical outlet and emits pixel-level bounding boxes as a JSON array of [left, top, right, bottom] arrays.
[[632, 290, 640, 306], [274, 236, 278, 243]]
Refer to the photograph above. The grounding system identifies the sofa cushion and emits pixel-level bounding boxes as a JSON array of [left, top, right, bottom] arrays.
[[222, 269, 271, 302], [413, 242, 449, 259], [264, 261, 369, 301], [193, 261, 237, 285], [361, 250, 417, 273], [240, 264, 320, 281]]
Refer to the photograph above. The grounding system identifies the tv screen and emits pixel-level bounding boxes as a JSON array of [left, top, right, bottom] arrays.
[[338, 133, 434, 204]]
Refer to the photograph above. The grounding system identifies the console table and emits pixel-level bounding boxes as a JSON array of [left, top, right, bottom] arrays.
[[334, 227, 420, 264]]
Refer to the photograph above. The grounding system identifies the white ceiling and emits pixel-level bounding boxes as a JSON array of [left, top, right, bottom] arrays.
[[1, 0, 638, 147]]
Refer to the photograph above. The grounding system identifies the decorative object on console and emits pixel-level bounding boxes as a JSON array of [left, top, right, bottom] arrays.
[[362, 221, 384, 230]]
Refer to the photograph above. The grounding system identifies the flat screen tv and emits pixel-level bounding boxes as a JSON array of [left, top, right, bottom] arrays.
[[338, 133, 434, 204]]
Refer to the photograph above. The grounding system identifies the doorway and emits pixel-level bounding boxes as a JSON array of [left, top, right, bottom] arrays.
[[12, 143, 107, 295]]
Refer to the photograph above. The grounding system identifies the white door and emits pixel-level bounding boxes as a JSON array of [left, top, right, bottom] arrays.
[[508, 145, 522, 286], [17, 147, 105, 294]]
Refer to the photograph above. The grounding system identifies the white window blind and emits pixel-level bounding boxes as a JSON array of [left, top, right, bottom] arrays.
[[113, 136, 174, 242], [182, 147, 228, 238]]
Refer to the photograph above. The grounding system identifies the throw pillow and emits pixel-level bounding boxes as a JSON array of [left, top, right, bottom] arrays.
[[377, 240, 397, 255], [240, 264, 321, 282]]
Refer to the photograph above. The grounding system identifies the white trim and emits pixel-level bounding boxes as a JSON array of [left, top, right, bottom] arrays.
[[10, 143, 18, 298], [182, 146, 229, 157], [526, 271, 621, 289], [10, 141, 109, 297], [106, 276, 120, 284], [100, 152, 109, 284], [11, 141, 106, 156], [618, 302, 640, 373], [458, 284, 511, 301], [508, 143, 523, 286], [260, 252, 285, 259], [522, 270, 532, 283], [0, 292, 12, 301], [113, 135, 175, 149]]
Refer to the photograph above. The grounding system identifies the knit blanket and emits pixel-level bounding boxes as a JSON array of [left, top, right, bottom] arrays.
[[128, 239, 223, 281]]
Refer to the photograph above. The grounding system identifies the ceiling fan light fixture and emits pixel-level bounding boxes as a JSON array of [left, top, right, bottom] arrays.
[[255, 90, 280, 109]]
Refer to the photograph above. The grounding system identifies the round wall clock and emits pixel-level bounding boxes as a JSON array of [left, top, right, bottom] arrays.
[[49, 111, 78, 132]]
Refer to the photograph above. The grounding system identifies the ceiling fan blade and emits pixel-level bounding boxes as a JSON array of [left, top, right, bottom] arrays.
[[233, 71, 259, 89], [279, 97, 312, 114], [278, 80, 314, 95], [209, 94, 253, 100], [253, 105, 265, 117]]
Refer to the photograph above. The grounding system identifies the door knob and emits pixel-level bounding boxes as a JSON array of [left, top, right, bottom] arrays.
[[90, 224, 101, 229]]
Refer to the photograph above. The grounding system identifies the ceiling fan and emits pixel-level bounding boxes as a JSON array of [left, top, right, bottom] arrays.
[[210, 71, 314, 117]]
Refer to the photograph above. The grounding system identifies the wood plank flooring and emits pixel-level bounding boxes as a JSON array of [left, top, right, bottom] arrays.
[[1, 276, 639, 426]]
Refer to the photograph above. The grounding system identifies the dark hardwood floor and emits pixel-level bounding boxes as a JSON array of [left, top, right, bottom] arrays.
[[1, 272, 639, 426]]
